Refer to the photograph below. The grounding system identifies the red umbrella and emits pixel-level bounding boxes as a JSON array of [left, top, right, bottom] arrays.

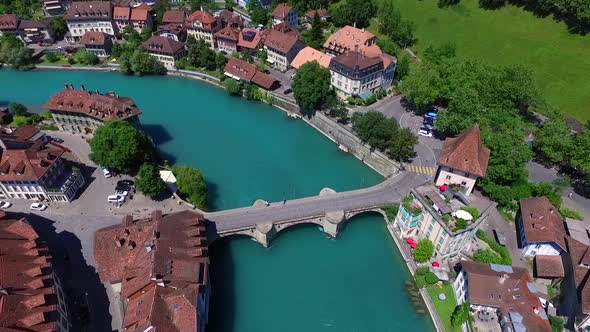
[[432, 261, 440, 267], [440, 184, 447, 192]]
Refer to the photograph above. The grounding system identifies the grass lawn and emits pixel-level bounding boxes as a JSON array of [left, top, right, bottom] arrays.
[[39, 54, 70, 65], [427, 282, 461, 332], [375, 0, 590, 121]]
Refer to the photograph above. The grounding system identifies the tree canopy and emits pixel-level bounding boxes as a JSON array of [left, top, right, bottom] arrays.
[[302, 13, 326, 50], [351, 111, 418, 161], [451, 303, 472, 327], [172, 165, 208, 208], [224, 78, 242, 95], [329, 0, 377, 28], [89, 121, 154, 173], [136, 163, 167, 198], [119, 48, 167, 75], [414, 239, 434, 263], [292, 61, 333, 116], [247, 0, 269, 26], [377, 1, 416, 47], [0, 34, 33, 70]]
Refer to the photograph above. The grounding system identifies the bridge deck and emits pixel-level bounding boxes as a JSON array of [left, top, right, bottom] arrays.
[[206, 172, 429, 232]]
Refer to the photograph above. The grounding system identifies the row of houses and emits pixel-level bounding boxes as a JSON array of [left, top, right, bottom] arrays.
[[0, 13, 55, 44]]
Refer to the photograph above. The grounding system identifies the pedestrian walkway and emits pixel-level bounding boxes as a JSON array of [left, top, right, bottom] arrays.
[[407, 164, 436, 176]]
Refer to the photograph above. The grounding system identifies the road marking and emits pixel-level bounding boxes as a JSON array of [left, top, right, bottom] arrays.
[[407, 165, 436, 175]]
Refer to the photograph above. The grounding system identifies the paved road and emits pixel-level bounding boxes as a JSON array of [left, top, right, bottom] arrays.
[[208, 169, 430, 231]]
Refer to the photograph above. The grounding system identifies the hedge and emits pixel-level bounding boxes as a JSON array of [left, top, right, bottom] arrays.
[[476, 230, 512, 265], [425, 272, 439, 284]]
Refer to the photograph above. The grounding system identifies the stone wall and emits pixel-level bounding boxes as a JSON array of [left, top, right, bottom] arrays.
[[307, 112, 401, 177]]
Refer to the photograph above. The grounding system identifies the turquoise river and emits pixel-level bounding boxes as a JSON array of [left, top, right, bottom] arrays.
[[0, 69, 435, 331]]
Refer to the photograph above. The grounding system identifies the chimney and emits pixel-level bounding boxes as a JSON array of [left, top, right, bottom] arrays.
[[353, 22, 356, 28], [115, 238, 124, 247], [128, 241, 136, 250], [81, 84, 85, 91]]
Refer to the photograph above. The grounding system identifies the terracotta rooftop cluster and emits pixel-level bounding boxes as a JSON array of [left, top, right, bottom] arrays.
[[0, 135, 65, 182], [43, 84, 141, 121], [94, 210, 210, 331], [113, 4, 151, 22], [0, 215, 67, 332], [224, 58, 278, 90], [323, 25, 377, 55], [65, 1, 112, 20]]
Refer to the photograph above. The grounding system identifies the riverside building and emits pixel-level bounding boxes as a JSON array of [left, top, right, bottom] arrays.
[[64, 1, 115, 42], [0, 132, 84, 202], [44, 84, 142, 134], [186, 10, 220, 49], [94, 210, 210, 332]]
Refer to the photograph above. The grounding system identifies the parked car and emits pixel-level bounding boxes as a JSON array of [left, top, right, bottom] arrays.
[[114, 190, 129, 197], [283, 88, 292, 95], [0, 201, 11, 209], [52, 137, 64, 143], [116, 184, 132, 192], [30, 202, 47, 211], [117, 180, 134, 187], [107, 195, 125, 203], [101, 166, 111, 178], [418, 127, 433, 137], [423, 117, 435, 127]]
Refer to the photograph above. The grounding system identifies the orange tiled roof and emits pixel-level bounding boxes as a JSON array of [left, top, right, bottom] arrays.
[[0, 139, 65, 182], [438, 126, 490, 177], [323, 25, 376, 54], [290, 46, 331, 69]]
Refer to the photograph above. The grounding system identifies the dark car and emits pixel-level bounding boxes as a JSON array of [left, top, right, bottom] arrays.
[[52, 137, 64, 143], [116, 184, 134, 193], [117, 180, 134, 187], [283, 88, 292, 95]]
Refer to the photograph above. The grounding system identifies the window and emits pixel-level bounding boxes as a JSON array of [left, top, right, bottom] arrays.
[[429, 225, 433, 231], [446, 175, 451, 180], [436, 244, 441, 250]]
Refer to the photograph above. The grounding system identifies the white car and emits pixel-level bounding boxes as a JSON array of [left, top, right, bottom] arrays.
[[0, 201, 11, 209], [115, 190, 129, 197], [418, 128, 433, 138], [107, 194, 125, 203], [102, 167, 111, 178], [30, 203, 47, 211]]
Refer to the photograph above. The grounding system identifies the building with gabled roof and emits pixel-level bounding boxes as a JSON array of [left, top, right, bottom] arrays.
[[44, 84, 142, 134], [0, 215, 71, 331], [517, 196, 567, 257], [0, 13, 18, 36], [80, 31, 114, 57], [214, 26, 240, 53], [329, 50, 384, 99], [224, 58, 278, 90], [304, 8, 329, 23], [271, 3, 298, 28], [18, 19, 55, 44], [64, 1, 115, 42], [435, 126, 491, 196], [186, 10, 220, 49], [94, 210, 210, 332], [291, 46, 331, 69], [453, 261, 551, 332], [263, 29, 304, 72], [113, 5, 153, 33], [142, 35, 186, 69], [237, 28, 264, 55], [323, 25, 377, 56]]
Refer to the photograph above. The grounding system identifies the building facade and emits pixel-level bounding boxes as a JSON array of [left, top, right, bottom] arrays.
[[0, 135, 85, 202], [214, 26, 239, 53], [18, 19, 54, 44], [80, 31, 113, 57], [113, 4, 153, 33], [0, 13, 18, 36], [263, 29, 304, 72], [329, 51, 384, 98], [94, 210, 211, 332], [186, 10, 219, 49], [40, 0, 69, 16], [435, 126, 490, 196], [271, 3, 298, 27], [44, 84, 142, 134], [0, 216, 71, 331], [142, 35, 186, 69], [65, 1, 115, 42]]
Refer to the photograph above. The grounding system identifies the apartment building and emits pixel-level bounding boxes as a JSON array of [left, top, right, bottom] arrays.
[[263, 29, 304, 72], [329, 50, 384, 98], [65, 1, 115, 42], [186, 10, 220, 49], [142, 35, 186, 69]]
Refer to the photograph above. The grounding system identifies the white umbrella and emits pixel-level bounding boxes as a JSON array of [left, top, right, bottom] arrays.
[[454, 210, 473, 221]]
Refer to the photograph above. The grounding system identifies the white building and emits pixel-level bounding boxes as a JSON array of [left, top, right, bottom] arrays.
[[65, 1, 115, 42], [517, 196, 567, 257], [329, 50, 384, 99], [271, 3, 298, 28], [186, 10, 220, 49], [435, 126, 490, 196], [142, 35, 186, 70], [263, 29, 304, 72]]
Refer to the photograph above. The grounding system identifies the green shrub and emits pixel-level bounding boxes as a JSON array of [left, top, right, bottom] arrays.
[[415, 275, 425, 289], [476, 230, 512, 265], [402, 195, 422, 215], [172, 165, 208, 208], [560, 207, 583, 221], [473, 249, 503, 264], [415, 239, 434, 263], [383, 204, 399, 222], [461, 206, 480, 220], [416, 266, 429, 276], [45, 52, 59, 63], [549, 316, 564, 332], [425, 272, 439, 284], [451, 302, 471, 327]]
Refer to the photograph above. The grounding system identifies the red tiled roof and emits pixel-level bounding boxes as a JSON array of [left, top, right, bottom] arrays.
[[519, 196, 567, 251], [0, 13, 18, 30], [567, 238, 590, 313], [214, 26, 239, 42], [142, 35, 185, 55], [94, 210, 209, 332], [130, 7, 150, 21], [380, 53, 397, 68], [44, 86, 141, 121], [264, 29, 300, 53], [136, 3, 151, 10], [252, 71, 278, 90], [438, 126, 490, 177], [237, 28, 262, 50], [324, 25, 376, 54], [13, 124, 40, 141], [65, 1, 112, 21], [461, 261, 551, 332], [0, 217, 64, 332], [0, 139, 65, 182], [534, 255, 564, 278], [162, 9, 188, 24], [80, 31, 111, 46], [272, 3, 293, 19], [18, 19, 51, 30], [330, 50, 383, 71], [113, 6, 130, 20], [224, 58, 256, 81], [290, 46, 331, 69], [305, 8, 329, 19], [187, 10, 215, 25]]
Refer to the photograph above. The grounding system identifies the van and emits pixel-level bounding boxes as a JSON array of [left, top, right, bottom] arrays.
[[107, 195, 125, 203]]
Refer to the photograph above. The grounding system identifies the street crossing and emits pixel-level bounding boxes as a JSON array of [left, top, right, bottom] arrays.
[[406, 164, 436, 176]]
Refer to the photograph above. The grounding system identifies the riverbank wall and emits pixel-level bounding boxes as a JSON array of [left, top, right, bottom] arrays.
[[31, 64, 400, 178]]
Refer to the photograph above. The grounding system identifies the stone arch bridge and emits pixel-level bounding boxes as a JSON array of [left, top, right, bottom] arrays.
[[205, 172, 428, 247]]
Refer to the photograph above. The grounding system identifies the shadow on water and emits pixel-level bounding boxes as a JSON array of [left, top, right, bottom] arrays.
[[9, 212, 114, 332], [143, 124, 173, 145], [205, 182, 220, 211]]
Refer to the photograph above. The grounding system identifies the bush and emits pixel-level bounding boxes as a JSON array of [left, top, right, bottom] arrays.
[[473, 249, 503, 264], [425, 272, 439, 284], [415, 275, 425, 289], [476, 230, 512, 265], [74, 49, 100, 65], [136, 163, 167, 199], [416, 266, 429, 276], [45, 52, 59, 63], [560, 207, 583, 221], [172, 165, 208, 208], [461, 206, 480, 220], [415, 239, 434, 263], [383, 204, 399, 222], [549, 316, 564, 332], [224, 79, 242, 96], [364, 95, 377, 105], [451, 302, 471, 327]]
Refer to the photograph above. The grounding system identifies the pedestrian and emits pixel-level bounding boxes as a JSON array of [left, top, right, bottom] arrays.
[[283, 199, 286, 205], [568, 192, 573, 198]]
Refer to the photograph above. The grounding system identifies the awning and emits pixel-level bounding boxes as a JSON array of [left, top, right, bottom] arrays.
[[45, 5, 62, 9], [266, 58, 275, 64]]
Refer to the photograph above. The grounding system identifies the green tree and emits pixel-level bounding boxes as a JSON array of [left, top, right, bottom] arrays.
[[532, 118, 574, 164], [394, 54, 411, 82], [451, 303, 471, 327], [329, 0, 376, 28], [50, 16, 68, 40], [398, 64, 442, 108], [172, 165, 208, 208], [152, 0, 171, 24], [303, 12, 325, 50], [89, 121, 154, 173], [140, 27, 153, 42], [473, 249, 503, 264], [8, 102, 27, 116], [387, 127, 418, 161], [292, 61, 333, 116], [377, 1, 415, 47], [248, 0, 269, 26], [124, 48, 166, 75], [44, 51, 59, 63], [0, 34, 33, 69], [570, 131, 590, 174], [224, 79, 242, 95], [74, 49, 100, 65], [414, 239, 434, 263], [136, 163, 167, 198], [549, 316, 564, 332]]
